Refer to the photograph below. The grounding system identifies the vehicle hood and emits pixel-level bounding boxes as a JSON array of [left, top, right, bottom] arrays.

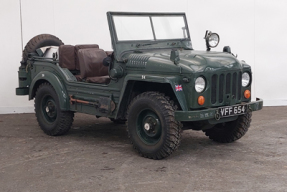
[[126, 50, 242, 73]]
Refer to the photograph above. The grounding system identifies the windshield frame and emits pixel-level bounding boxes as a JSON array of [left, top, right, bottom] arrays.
[[111, 12, 190, 43], [107, 12, 192, 61]]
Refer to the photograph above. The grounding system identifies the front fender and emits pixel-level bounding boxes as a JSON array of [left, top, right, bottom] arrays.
[[118, 74, 188, 113], [29, 71, 69, 110]]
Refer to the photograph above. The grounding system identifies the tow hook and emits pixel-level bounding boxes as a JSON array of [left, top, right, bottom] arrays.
[[215, 110, 220, 121]]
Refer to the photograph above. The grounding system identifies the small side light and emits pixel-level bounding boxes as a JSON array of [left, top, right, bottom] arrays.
[[198, 96, 205, 105], [244, 90, 251, 99]]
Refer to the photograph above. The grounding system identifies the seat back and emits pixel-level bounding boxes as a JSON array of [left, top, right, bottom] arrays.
[[78, 48, 108, 79], [75, 44, 99, 70], [59, 45, 76, 70]]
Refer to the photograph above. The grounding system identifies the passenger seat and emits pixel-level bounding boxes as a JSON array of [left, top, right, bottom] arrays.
[[75, 44, 99, 70], [78, 48, 110, 84]]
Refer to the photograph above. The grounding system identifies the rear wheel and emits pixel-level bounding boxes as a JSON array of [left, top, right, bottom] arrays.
[[34, 82, 74, 136], [127, 92, 181, 159], [203, 110, 252, 143]]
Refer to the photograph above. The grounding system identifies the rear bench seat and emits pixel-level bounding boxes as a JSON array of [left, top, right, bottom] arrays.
[[59, 44, 111, 84], [59, 45, 76, 71]]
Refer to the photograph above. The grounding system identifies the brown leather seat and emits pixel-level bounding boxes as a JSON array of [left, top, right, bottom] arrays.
[[59, 45, 76, 70], [75, 44, 99, 70], [78, 48, 110, 84]]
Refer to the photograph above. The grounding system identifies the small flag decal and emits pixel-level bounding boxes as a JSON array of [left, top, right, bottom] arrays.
[[175, 85, 183, 91]]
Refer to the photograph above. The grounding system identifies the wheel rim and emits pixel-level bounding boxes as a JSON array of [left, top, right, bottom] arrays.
[[41, 94, 57, 123], [136, 109, 162, 145]]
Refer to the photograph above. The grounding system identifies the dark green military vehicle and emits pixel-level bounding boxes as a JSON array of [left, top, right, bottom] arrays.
[[16, 12, 263, 159]]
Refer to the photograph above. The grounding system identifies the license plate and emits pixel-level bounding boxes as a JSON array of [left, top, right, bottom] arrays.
[[218, 104, 247, 118]]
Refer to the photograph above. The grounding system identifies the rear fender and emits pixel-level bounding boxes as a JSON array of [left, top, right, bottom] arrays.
[[29, 71, 69, 110]]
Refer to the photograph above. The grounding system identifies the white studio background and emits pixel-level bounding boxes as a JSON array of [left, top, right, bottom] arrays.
[[0, 0, 286, 114]]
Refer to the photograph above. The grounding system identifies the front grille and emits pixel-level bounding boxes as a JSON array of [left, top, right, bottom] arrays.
[[211, 75, 217, 104], [219, 74, 224, 103], [211, 72, 242, 104]]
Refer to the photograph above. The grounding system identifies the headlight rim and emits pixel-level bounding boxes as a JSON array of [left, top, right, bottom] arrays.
[[195, 76, 206, 93]]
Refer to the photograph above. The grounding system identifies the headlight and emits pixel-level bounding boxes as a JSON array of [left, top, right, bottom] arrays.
[[195, 77, 206, 93], [204, 30, 220, 50], [242, 72, 250, 87], [207, 33, 220, 48]]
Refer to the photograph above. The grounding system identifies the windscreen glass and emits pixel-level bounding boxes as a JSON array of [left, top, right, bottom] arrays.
[[113, 15, 188, 41], [152, 16, 187, 39], [113, 16, 154, 41]]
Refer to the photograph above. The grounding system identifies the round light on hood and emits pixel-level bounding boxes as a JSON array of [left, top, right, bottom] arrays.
[[207, 33, 220, 48], [204, 30, 220, 51]]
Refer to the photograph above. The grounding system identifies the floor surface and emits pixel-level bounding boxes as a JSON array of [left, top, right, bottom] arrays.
[[0, 106, 286, 192]]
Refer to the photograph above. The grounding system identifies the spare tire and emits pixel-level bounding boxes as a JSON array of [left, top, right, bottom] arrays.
[[21, 34, 64, 65]]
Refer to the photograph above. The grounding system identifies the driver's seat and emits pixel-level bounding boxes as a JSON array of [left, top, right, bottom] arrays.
[[78, 48, 110, 84]]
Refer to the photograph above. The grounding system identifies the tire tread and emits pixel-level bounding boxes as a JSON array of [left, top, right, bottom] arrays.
[[203, 110, 252, 143], [126, 91, 182, 160], [34, 82, 74, 136]]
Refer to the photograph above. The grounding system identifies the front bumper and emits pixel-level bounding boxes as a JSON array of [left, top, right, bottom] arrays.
[[174, 98, 263, 122]]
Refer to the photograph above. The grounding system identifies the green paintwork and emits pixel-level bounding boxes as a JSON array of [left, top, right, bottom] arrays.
[[122, 49, 251, 110], [29, 66, 69, 110], [175, 98, 263, 122], [116, 74, 188, 117], [16, 87, 29, 95], [41, 94, 58, 123], [16, 12, 263, 128], [136, 109, 162, 145]]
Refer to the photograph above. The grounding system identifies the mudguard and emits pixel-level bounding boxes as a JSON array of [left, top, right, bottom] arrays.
[[116, 74, 188, 117], [29, 71, 69, 110]]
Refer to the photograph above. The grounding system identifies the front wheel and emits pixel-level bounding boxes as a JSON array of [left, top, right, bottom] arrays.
[[34, 82, 74, 136], [127, 92, 182, 160], [203, 110, 252, 143]]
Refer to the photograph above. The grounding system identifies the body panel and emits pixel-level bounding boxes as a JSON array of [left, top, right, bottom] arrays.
[[29, 70, 69, 110]]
